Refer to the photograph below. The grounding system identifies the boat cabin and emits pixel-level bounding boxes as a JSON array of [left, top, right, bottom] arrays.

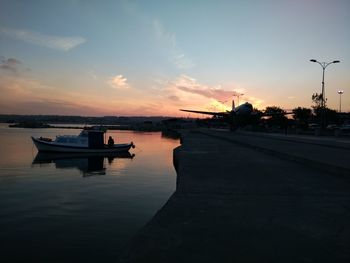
[[53, 127, 106, 149], [87, 130, 104, 149]]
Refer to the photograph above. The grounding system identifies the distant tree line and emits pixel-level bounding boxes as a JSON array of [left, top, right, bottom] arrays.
[[257, 92, 342, 129], [1, 92, 348, 131]]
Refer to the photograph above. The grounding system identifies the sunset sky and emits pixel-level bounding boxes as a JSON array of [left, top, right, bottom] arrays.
[[0, 0, 349, 116]]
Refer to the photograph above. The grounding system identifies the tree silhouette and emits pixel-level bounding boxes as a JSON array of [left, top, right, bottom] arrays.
[[292, 107, 312, 129], [264, 106, 288, 128], [311, 93, 324, 109], [311, 93, 338, 125]]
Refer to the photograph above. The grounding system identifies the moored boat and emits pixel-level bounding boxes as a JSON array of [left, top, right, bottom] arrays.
[[31, 126, 135, 153]]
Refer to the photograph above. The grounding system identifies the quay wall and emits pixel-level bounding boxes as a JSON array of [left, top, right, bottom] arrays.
[[119, 129, 350, 263]]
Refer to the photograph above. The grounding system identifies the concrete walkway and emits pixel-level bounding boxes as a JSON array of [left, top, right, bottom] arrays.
[[119, 129, 350, 263], [203, 129, 350, 176]]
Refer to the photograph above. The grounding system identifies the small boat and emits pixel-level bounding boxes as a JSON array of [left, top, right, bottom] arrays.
[[31, 126, 135, 153]]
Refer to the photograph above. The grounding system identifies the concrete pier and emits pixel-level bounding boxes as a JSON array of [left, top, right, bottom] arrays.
[[119, 129, 350, 262]]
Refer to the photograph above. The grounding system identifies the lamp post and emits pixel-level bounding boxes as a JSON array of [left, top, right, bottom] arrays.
[[310, 59, 340, 128], [337, 90, 344, 113]]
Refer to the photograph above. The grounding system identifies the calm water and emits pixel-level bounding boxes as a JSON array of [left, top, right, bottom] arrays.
[[0, 123, 179, 262]]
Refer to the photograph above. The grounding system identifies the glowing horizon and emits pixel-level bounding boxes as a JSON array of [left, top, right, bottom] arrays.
[[1, 1, 349, 117]]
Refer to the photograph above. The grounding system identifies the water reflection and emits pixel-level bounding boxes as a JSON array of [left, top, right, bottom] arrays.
[[0, 125, 179, 262], [32, 152, 135, 176]]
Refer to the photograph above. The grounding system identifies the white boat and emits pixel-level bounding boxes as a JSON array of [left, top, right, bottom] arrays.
[[31, 127, 135, 153]]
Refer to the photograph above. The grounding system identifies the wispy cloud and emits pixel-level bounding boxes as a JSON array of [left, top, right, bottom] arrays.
[[168, 95, 180, 101], [0, 27, 86, 51], [153, 19, 176, 47], [120, 1, 194, 70], [108, 74, 129, 89], [152, 19, 194, 69], [172, 53, 194, 69]]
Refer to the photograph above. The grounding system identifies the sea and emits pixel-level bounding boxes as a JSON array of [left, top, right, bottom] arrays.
[[0, 123, 179, 262]]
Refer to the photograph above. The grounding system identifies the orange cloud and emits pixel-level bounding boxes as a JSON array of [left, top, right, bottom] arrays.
[[172, 75, 242, 102]]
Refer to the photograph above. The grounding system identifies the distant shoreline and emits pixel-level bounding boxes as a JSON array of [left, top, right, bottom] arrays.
[[0, 114, 179, 125], [6, 122, 166, 132], [1, 114, 196, 133]]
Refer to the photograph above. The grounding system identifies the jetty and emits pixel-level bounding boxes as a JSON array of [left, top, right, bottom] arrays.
[[119, 129, 350, 262]]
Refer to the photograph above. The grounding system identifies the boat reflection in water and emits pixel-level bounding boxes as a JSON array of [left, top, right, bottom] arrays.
[[32, 152, 135, 177]]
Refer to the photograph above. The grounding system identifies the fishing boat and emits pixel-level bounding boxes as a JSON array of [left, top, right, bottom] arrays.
[[31, 126, 135, 153]]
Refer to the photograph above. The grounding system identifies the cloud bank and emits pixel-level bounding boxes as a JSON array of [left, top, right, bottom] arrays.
[[173, 75, 239, 101], [153, 75, 265, 113], [0, 74, 110, 116]]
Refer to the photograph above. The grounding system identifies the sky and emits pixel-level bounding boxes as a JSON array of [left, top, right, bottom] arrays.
[[0, 0, 349, 117]]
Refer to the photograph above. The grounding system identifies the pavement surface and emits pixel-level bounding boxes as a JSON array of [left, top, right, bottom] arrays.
[[119, 129, 350, 263]]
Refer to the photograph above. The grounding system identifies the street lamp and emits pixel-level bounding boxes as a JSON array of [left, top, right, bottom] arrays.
[[310, 59, 340, 128], [337, 90, 344, 113]]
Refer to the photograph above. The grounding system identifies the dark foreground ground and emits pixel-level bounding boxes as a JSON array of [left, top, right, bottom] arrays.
[[119, 129, 350, 263]]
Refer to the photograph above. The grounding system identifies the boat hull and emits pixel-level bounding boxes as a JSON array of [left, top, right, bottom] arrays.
[[32, 137, 134, 153]]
